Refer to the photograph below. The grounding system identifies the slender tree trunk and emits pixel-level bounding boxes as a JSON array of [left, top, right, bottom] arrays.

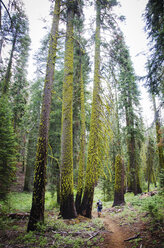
[[80, 1, 101, 218], [75, 62, 86, 214], [2, 29, 17, 94], [27, 0, 60, 231], [60, 1, 77, 219]]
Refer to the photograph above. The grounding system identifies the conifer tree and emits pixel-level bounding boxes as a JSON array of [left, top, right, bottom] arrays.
[[24, 79, 43, 192], [60, 0, 77, 219], [80, 0, 101, 218], [80, 0, 118, 218], [0, 95, 16, 199], [144, 0, 164, 96], [27, 0, 61, 231], [152, 95, 164, 171], [75, 60, 86, 214]]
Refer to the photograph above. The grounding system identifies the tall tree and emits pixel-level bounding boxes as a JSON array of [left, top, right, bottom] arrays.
[[152, 95, 164, 172], [0, 95, 16, 199], [110, 33, 143, 195], [60, 0, 77, 219], [144, 0, 164, 96], [80, 0, 118, 218], [75, 61, 86, 214], [24, 79, 43, 192], [2, 5, 29, 95], [119, 44, 142, 195], [80, 0, 101, 218], [27, 0, 61, 231]]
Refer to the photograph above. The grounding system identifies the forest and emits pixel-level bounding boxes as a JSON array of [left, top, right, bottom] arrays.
[[0, 0, 163, 247]]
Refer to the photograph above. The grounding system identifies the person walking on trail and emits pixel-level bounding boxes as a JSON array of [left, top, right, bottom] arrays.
[[97, 199, 103, 217]]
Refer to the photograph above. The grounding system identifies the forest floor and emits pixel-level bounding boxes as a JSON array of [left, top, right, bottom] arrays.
[[0, 165, 164, 247]]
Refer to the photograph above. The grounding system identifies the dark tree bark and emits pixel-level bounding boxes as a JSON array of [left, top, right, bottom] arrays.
[[113, 154, 125, 206], [27, 0, 60, 231]]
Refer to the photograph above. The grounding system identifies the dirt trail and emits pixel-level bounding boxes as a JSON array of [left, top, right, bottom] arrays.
[[93, 212, 134, 248], [102, 215, 131, 248]]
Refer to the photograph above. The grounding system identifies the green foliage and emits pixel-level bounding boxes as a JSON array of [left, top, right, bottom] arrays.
[[0, 96, 17, 199], [144, 0, 164, 96], [141, 194, 164, 223]]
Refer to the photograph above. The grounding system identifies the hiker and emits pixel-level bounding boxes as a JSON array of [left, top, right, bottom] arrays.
[[97, 199, 103, 217]]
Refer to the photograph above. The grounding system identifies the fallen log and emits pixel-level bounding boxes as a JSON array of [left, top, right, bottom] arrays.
[[8, 212, 30, 219], [124, 233, 140, 242]]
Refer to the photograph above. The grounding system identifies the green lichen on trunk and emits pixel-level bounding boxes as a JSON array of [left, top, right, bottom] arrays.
[[80, 1, 101, 218], [75, 64, 86, 214], [60, 1, 77, 219], [27, 0, 61, 232], [113, 154, 125, 206]]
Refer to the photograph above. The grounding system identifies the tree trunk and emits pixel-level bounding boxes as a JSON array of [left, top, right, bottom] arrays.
[[2, 28, 18, 94], [60, 1, 77, 219], [27, 0, 60, 231], [152, 95, 164, 171], [80, 1, 101, 218], [75, 62, 86, 214], [113, 154, 125, 206]]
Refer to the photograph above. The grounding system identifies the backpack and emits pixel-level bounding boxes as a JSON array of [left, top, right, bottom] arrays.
[[98, 201, 102, 209]]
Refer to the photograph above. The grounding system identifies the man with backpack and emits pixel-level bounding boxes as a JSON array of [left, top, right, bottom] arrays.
[[97, 199, 103, 217]]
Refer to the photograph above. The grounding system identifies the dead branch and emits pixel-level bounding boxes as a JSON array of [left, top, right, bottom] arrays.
[[87, 231, 99, 241], [124, 233, 140, 242]]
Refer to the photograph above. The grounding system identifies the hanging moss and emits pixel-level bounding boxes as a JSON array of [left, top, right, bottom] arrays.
[[80, 2, 101, 218], [75, 63, 86, 213]]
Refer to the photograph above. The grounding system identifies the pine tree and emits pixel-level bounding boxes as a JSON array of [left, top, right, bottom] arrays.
[[0, 95, 16, 199], [144, 0, 164, 96]]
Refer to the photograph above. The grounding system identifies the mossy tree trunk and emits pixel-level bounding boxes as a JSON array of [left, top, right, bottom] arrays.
[[75, 61, 86, 214], [27, 0, 60, 231], [113, 154, 125, 206], [60, 1, 77, 219], [80, 1, 101, 218]]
